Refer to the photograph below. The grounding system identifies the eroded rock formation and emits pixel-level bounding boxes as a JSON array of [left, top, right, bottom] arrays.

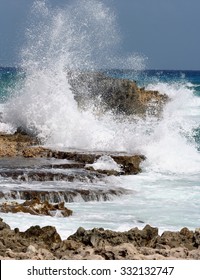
[[0, 199, 73, 217], [0, 218, 200, 260], [68, 71, 168, 116]]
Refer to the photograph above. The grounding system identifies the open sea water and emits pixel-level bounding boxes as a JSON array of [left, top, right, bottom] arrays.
[[0, 0, 200, 239]]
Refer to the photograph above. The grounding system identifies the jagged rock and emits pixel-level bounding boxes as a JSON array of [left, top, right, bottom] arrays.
[[21, 225, 62, 245], [0, 188, 128, 203], [0, 133, 38, 157], [68, 71, 168, 116], [156, 227, 196, 250], [22, 147, 49, 158], [50, 151, 145, 175], [0, 219, 62, 258], [0, 218, 11, 230], [0, 169, 104, 182], [0, 218, 200, 260], [68, 224, 158, 248], [0, 198, 73, 217], [112, 154, 145, 174], [0, 133, 145, 175], [194, 228, 200, 247]]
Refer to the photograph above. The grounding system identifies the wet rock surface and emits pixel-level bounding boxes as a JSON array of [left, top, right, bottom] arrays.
[[0, 169, 104, 182], [68, 71, 169, 116], [0, 134, 145, 176], [0, 133, 144, 204], [0, 218, 200, 260], [0, 199, 73, 217], [0, 78, 172, 259], [0, 188, 129, 203], [0, 132, 38, 157]]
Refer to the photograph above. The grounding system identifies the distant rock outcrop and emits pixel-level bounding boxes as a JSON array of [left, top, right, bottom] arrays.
[[68, 71, 169, 116]]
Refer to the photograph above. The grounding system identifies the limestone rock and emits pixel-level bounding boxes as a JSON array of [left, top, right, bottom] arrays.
[[0, 133, 38, 157], [157, 227, 196, 250], [0, 188, 128, 203], [68, 225, 158, 248], [0, 217, 200, 260], [21, 225, 61, 245], [68, 71, 169, 116], [0, 198, 73, 217], [0, 218, 11, 230], [194, 228, 200, 247]]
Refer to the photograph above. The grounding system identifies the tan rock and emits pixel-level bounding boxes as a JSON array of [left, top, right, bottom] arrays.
[[68, 71, 169, 116], [0, 199, 73, 217]]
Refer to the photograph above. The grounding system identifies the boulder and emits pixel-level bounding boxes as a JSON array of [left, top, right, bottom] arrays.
[[0, 218, 11, 230], [21, 225, 62, 245], [67, 224, 158, 248], [156, 227, 196, 250], [68, 71, 169, 116]]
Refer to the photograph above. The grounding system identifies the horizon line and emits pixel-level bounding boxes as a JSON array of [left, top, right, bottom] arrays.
[[0, 66, 200, 72]]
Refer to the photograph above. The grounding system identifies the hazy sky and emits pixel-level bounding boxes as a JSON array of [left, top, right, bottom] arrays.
[[0, 0, 199, 70]]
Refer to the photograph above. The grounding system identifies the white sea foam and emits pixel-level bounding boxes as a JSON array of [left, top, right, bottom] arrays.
[[3, 0, 146, 151], [142, 82, 200, 174], [86, 155, 122, 171]]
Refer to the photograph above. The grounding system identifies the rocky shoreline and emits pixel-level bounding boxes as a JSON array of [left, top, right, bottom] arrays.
[[0, 218, 200, 260], [0, 131, 143, 203], [0, 132, 200, 260], [1, 76, 198, 260]]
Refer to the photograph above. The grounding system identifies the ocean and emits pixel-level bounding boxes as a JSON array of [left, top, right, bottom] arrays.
[[0, 0, 200, 240]]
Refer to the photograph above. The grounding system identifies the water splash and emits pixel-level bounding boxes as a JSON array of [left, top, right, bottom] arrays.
[[4, 0, 146, 150], [3, 0, 200, 174], [86, 155, 122, 172], [142, 82, 200, 174]]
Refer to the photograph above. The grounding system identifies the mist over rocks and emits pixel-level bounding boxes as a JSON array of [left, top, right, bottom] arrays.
[[0, 133, 141, 204], [68, 71, 169, 116], [0, 218, 200, 260], [0, 133, 145, 176]]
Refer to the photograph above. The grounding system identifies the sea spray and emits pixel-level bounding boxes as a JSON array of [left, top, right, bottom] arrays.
[[142, 81, 200, 174], [3, 0, 200, 175], [4, 0, 146, 150]]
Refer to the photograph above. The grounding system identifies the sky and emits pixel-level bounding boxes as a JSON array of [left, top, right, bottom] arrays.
[[0, 0, 199, 70]]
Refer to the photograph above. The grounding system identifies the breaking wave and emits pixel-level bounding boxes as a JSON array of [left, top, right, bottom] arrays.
[[3, 0, 200, 174]]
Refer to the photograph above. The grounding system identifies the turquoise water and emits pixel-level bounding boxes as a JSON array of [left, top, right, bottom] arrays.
[[0, 67, 22, 102]]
